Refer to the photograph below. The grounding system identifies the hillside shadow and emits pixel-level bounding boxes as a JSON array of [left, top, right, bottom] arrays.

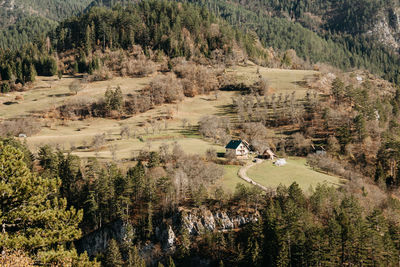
[[215, 104, 236, 116], [179, 126, 200, 137], [292, 80, 308, 88], [48, 93, 70, 97], [200, 97, 215, 102], [3, 101, 18, 105], [220, 84, 250, 93]]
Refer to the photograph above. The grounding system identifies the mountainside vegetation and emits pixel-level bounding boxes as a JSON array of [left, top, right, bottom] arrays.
[[189, 0, 400, 84], [0, 0, 92, 49], [4, 0, 400, 266], [0, 0, 268, 90]]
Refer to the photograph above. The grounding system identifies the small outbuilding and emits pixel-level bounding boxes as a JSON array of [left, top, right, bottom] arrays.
[[261, 148, 277, 160], [274, 158, 287, 166], [225, 139, 250, 158], [18, 133, 27, 138]]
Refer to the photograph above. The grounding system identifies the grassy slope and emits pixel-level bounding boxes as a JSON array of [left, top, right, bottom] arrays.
[[247, 158, 345, 192], [0, 64, 332, 192], [210, 165, 243, 194]]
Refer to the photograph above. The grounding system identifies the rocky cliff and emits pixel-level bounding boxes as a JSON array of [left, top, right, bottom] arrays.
[[368, 7, 400, 51], [76, 206, 260, 257]]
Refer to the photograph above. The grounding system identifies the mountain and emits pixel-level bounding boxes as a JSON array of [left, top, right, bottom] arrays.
[[2, 0, 400, 82], [186, 0, 400, 84]]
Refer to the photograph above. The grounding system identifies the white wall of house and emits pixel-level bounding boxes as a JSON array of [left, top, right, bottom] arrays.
[[235, 144, 249, 155]]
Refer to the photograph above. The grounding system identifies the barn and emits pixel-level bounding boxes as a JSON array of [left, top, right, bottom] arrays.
[[261, 148, 277, 160], [225, 140, 250, 158]]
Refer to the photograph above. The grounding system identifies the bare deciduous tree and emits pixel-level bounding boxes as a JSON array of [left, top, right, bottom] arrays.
[[92, 133, 106, 151], [69, 80, 82, 95], [120, 125, 131, 139]]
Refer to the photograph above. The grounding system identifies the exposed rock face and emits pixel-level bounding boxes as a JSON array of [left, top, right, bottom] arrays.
[[76, 207, 259, 257], [75, 219, 126, 257], [369, 8, 400, 51], [178, 207, 259, 235], [160, 225, 176, 252]]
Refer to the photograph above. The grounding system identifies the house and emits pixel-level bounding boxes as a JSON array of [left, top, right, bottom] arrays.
[[261, 148, 277, 160], [225, 139, 250, 158]]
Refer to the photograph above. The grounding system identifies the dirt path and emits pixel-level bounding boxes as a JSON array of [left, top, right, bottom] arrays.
[[238, 159, 273, 193]]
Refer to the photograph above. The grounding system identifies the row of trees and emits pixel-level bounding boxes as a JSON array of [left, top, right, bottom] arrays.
[[201, 183, 400, 266], [35, 141, 224, 234], [0, 43, 58, 85]]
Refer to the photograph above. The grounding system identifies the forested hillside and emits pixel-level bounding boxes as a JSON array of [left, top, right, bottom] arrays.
[[0, 0, 92, 49], [0, 0, 267, 89], [3, 0, 400, 85], [188, 0, 400, 84], [4, 0, 400, 266]]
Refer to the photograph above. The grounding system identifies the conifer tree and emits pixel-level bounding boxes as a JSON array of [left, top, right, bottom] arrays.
[[167, 256, 176, 267], [127, 161, 146, 201], [331, 78, 345, 103], [176, 229, 191, 260], [114, 172, 133, 222], [105, 239, 123, 267], [0, 142, 85, 264], [85, 25, 92, 56], [112, 85, 124, 112], [127, 245, 145, 267]]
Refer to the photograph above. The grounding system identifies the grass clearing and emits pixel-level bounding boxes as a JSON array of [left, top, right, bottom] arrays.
[[228, 64, 318, 98], [210, 165, 244, 194], [247, 157, 345, 192], [3, 64, 317, 165]]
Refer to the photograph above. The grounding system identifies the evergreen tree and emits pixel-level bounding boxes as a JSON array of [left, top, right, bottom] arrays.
[[127, 245, 145, 267], [114, 171, 133, 222], [354, 114, 367, 142], [331, 78, 345, 103], [147, 151, 160, 168], [112, 85, 124, 112], [85, 24, 92, 56], [105, 239, 123, 267], [24, 63, 36, 83], [104, 86, 114, 114], [2, 64, 13, 81], [1, 82, 10, 93], [167, 256, 176, 267], [176, 229, 191, 260], [127, 161, 146, 201], [0, 142, 85, 264], [38, 145, 60, 178]]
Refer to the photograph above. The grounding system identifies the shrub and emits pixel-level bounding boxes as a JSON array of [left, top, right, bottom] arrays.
[[0, 118, 41, 137], [1, 82, 10, 93]]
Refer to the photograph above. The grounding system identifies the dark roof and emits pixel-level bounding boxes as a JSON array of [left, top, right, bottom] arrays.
[[225, 140, 247, 149]]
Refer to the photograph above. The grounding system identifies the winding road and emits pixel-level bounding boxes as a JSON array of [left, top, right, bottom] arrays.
[[238, 159, 274, 194]]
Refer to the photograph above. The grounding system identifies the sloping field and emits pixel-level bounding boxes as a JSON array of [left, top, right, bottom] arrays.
[[228, 64, 318, 97], [246, 157, 345, 191], [1, 65, 318, 163]]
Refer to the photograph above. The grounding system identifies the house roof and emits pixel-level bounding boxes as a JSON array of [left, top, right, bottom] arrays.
[[263, 149, 276, 156], [225, 140, 248, 149]]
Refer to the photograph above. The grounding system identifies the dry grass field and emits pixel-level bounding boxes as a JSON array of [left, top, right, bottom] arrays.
[[228, 63, 318, 98], [1, 65, 329, 192]]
